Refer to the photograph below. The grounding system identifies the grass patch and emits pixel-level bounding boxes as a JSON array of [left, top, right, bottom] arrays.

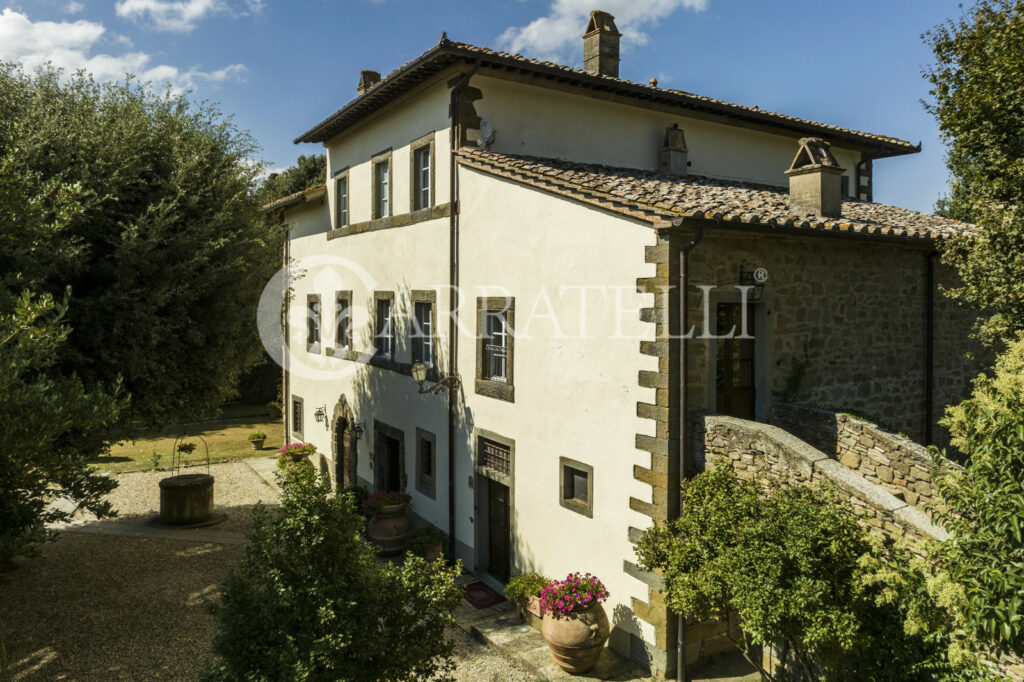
[[94, 415, 284, 474]]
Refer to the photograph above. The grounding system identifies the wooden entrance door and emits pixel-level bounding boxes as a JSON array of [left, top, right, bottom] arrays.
[[487, 479, 511, 582], [374, 431, 403, 492], [716, 302, 756, 419]]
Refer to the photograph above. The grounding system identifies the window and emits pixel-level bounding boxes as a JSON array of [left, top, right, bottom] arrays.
[[291, 396, 304, 439], [559, 457, 593, 517], [412, 300, 433, 366], [374, 159, 390, 219], [374, 293, 393, 358], [480, 438, 511, 476], [413, 146, 431, 210], [416, 428, 436, 498], [306, 295, 321, 352], [335, 293, 351, 350], [475, 297, 514, 402], [335, 175, 349, 227]]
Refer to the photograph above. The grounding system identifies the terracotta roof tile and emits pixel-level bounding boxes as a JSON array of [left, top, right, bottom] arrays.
[[456, 149, 973, 242], [261, 183, 326, 212]]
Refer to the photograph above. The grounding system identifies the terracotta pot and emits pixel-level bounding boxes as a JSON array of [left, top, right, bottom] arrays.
[[367, 502, 410, 556], [250, 439, 265, 450], [541, 602, 610, 674], [422, 542, 443, 562], [526, 594, 543, 619]]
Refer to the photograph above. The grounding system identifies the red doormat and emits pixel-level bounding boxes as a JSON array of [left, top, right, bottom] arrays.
[[463, 581, 507, 609]]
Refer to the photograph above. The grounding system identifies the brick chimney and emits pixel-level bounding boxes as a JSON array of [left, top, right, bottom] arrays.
[[785, 137, 845, 217], [583, 10, 621, 78], [659, 124, 688, 176], [357, 70, 381, 95]]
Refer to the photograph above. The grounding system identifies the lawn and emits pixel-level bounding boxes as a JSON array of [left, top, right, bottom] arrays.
[[93, 407, 283, 474]]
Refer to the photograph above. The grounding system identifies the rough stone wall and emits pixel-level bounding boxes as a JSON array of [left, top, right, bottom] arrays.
[[701, 414, 947, 545], [771, 403, 963, 514], [683, 228, 986, 445]]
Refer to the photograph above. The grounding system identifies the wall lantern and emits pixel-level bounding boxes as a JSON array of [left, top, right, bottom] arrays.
[[411, 361, 462, 395], [352, 421, 365, 440], [739, 266, 768, 301], [313, 405, 327, 424]]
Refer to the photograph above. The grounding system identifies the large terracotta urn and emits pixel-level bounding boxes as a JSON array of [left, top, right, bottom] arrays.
[[541, 602, 610, 673], [367, 502, 411, 556]]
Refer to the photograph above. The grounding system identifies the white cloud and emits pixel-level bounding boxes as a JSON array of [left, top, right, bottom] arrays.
[[497, 0, 708, 63], [0, 8, 246, 93], [115, 0, 224, 33], [65, 1, 85, 14]]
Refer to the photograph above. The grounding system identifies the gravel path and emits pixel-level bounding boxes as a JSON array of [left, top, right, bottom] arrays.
[[1, 459, 539, 681]]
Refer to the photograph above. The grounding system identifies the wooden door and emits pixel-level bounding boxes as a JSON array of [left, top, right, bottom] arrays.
[[385, 437, 401, 492], [716, 302, 756, 419], [487, 479, 511, 582]]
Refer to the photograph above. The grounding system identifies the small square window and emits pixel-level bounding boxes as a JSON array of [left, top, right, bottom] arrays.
[[559, 457, 593, 517]]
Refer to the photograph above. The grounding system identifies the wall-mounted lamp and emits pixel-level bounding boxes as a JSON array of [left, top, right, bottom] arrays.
[[739, 266, 768, 301], [352, 421, 365, 440], [313, 405, 327, 424], [411, 361, 462, 395]]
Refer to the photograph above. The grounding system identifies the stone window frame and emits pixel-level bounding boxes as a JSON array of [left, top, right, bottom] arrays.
[[326, 290, 360, 362], [409, 132, 435, 215], [372, 291, 395, 359], [559, 456, 594, 518], [410, 289, 439, 379], [415, 427, 437, 499], [306, 294, 321, 354], [334, 169, 350, 228], [291, 395, 304, 441], [371, 149, 393, 222], [373, 419, 407, 493], [475, 296, 515, 403]]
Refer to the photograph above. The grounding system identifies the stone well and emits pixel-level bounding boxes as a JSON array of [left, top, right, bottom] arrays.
[[158, 473, 214, 525]]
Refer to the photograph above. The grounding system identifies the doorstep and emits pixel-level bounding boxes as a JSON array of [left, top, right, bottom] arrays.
[[452, 573, 655, 682]]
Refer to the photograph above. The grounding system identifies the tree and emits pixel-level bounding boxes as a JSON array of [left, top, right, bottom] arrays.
[[0, 147, 125, 567], [933, 337, 1024, 658], [0, 64, 278, 426], [925, 0, 1024, 345], [208, 464, 463, 681], [257, 154, 326, 206], [635, 467, 958, 680]]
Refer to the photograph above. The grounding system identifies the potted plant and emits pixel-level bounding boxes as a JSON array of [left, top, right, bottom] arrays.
[[277, 442, 316, 470], [505, 572, 550, 628], [363, 491, 412, 556], [405, 525, 447, 562], [540, 572, 610, 674], [267, 400, 282, 418], [248, 432, 267, 450]]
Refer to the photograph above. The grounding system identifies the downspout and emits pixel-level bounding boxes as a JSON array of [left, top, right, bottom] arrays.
[[675, 220, 704, 681], [283, 226, 290, 444], [447, 59, 481, 560], [925, 250, 935, 445]]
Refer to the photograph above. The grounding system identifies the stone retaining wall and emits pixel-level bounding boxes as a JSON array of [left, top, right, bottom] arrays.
[[771, 403, 962, 515], [702, 414, 946, 545]]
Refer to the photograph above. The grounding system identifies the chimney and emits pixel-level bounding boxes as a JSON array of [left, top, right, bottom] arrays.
[[659, 124, 688, 176], [583, 10, 621, 78], [357, 70, 381, 95], [785, 137, 845, 217]]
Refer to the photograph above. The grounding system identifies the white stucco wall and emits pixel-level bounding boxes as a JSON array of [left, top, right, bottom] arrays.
[[473, 74, 862, 190]]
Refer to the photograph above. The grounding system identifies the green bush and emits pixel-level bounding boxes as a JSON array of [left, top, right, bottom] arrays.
[[405, 525, 447, 559], [207, 465, 462, 681], [340, 485, 369, 516], [636, 466, 964, 680], [247, 432, 267, 441], [504, 572, 550, 609]]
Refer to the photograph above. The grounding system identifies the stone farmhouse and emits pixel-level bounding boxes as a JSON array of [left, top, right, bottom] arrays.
[[263, 10, 981, 677]]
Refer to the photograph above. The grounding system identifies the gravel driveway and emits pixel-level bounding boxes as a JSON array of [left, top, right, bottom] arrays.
[[0, 460, 537, 681]]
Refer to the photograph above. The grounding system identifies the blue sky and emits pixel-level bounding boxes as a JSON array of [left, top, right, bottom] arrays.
[[2, 0, 963, 212]]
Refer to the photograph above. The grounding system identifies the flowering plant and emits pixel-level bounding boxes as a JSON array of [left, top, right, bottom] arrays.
[[540, 572, 609, 618], [277, 442, 316, 469], [362, 490, 412, 516]]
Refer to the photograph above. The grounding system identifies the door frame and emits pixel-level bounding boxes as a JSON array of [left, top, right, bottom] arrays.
[[472, 427, 515, 588], [372, 419, 406, 492], [704, 291, 770, 422], [330, 395, 357, 489]]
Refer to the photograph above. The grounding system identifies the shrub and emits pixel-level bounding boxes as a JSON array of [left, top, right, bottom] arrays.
[[362, 491, 411, 516], [540, 573, 608, 619], [248, 432, 267, 441], [277, 442, 315, 469], [504, 572, 551, 609], [340, 485, 369, 515], [208, 464, 462, 681], [405, 525, 447, 559]]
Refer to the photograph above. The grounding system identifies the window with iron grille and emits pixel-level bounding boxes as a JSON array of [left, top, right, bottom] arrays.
[[292, 396, 304, 438], [480, 438, 511, 476], [413, 146, 431, 210], [375, 295, 393, 358], [336, 176, 348, 227], [475, 297, 514, 402], [412, 300, 433, 366]]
